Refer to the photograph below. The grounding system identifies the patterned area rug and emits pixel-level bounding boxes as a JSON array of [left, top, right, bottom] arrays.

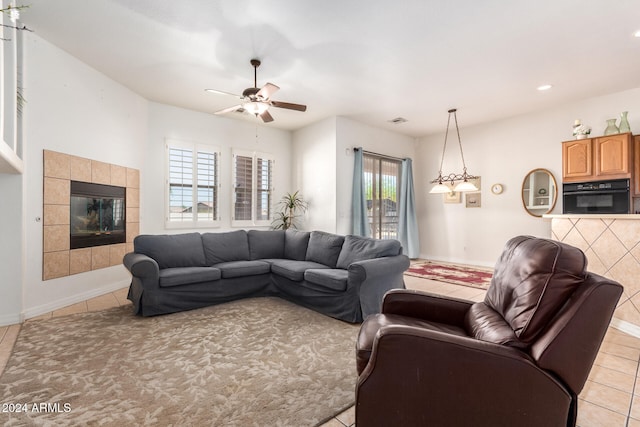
[[406, 261, 494, 290], [0, 297, 359, 426]]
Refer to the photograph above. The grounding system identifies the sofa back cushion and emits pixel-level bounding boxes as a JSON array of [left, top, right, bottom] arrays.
[[248, 230, 285, 260], [336, 235, 402, 269], [305, 231, 345, 268], [484, 235, 587, 345], [202, 230, 250, 264], [134, 233, 206, 269], [284, 229, 311, 260]]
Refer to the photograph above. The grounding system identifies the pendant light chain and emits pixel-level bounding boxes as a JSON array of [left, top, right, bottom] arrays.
[[452, 109, 469, 175]]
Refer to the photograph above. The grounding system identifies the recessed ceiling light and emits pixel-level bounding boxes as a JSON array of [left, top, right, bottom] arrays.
[[537, 84, 553, 91]]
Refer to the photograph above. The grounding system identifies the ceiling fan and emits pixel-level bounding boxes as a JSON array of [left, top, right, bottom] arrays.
[[206, 59, 307, 123]]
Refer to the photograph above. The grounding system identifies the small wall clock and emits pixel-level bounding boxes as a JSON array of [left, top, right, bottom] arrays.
[[491, 183, 504, 194]]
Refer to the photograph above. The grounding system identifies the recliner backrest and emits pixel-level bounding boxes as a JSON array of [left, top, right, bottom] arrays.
[[470, 236, 587, 347], [530, 273, 622, 394]]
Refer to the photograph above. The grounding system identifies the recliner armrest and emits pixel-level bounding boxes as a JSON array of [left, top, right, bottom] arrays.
[[382, 289, 473, 327], [356, 324, 572, 427]]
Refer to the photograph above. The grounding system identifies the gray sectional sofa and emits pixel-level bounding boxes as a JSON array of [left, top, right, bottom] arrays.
[[123, 229, 410, 323]]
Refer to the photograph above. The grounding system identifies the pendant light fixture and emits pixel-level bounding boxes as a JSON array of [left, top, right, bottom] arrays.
[[429, 108, 478, 193]]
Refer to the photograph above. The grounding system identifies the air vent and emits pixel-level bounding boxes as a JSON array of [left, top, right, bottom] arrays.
[[389, 117, 408, 124]]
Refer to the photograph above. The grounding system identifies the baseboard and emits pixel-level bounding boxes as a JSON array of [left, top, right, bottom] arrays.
[[610, 318, 640, 339], [0, 312, 22, 327], [21, 279, 130, 321]]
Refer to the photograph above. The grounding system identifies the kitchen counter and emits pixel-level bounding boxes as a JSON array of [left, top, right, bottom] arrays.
[[544, 214, 640, 219], [547, 214, 640, 334]]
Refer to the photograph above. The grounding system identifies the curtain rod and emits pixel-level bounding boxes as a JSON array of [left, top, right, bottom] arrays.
[[355, 148, 406, 162]]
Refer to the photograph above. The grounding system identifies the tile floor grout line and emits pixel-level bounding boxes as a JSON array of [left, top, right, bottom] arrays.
[[625, 351, 640, 426]]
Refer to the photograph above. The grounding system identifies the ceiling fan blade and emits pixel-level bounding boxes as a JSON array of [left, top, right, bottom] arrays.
[[270, 100, 307, 112], [214, 104, 243, 115], [205, 88, 242, 98], [256, 83, 280, 100], [260, 110, 274, 123]]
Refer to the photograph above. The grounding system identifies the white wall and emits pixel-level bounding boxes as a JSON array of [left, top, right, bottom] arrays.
[[291, 117, 337, 232], [144, 102, 293, 234], [0, 174, 23, 324], [19, 34, 149, 318], [417, 88, 640, 267]]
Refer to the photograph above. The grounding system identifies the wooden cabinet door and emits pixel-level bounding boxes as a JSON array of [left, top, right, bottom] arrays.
[[635, 135, 640, 196], [595, 133, 631, 179], [562, 139, 592, 181]]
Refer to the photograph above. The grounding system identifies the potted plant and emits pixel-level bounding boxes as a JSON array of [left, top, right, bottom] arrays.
[[572, 122, 592, 140], [271, 191, 308, 230]]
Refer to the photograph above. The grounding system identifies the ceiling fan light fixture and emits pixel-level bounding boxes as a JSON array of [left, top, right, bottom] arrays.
[[243, 101, 269, 115]]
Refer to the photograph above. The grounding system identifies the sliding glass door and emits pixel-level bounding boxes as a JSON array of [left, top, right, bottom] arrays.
[[363, 153, 402, 239]]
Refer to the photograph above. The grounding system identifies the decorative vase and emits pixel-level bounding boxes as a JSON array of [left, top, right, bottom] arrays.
[[576, 134, 588, 140], [619, 111, 631, 133], [604, 118, 619, 136]]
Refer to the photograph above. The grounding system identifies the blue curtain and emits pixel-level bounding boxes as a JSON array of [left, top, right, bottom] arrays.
[[398, 158, 420, 258], [352, 147, 370, 237]]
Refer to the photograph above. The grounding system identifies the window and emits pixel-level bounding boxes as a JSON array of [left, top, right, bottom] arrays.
[[363, 153, 402, 239], [232, 150, 274, 226], [166, 139, 220, 228]]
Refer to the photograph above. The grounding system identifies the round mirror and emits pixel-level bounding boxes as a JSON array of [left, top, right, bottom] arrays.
[[521, 168, 557, 217]]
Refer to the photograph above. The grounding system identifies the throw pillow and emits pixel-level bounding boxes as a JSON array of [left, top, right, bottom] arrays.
[[305, 231, 345, 268]]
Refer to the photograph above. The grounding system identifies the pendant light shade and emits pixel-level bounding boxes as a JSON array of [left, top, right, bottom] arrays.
[[453, 180, 478, 192], [429, 183, 453, 194], [429, 108, 478, 193]]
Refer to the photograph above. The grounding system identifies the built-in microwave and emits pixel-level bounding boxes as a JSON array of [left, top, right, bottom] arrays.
[[562, 179, 630, 214]]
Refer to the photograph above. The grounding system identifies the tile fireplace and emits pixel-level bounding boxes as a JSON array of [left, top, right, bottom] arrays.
[[42, 150, 140, 280]]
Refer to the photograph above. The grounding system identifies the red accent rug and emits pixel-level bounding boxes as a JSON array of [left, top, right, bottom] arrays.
[[405, 261, 493, 290]]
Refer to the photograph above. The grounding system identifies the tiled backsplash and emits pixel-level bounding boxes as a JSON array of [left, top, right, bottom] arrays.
[[551, 216, 640, 329], [42, 150, 140, 280]]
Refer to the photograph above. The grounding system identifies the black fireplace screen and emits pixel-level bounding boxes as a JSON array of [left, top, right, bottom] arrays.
[[70, 181, 126, 249]]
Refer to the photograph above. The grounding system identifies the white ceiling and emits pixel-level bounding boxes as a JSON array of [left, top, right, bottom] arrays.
[[20, 0, 640, 137]]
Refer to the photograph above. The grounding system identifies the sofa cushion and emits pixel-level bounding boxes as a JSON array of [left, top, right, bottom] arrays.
[[202, 230, 250, 265], [248, 230, 285, 260], [305, 231, 345, 268], [134, 233, 206, 269], [284, 229, 311, 261], [336, 235, 402, 269], [270, 259, 329, 281], [484, 235, 587, 345], [304, 269, 349, 292], [214, 260, 271, 279], [158, 267, 221, 288]]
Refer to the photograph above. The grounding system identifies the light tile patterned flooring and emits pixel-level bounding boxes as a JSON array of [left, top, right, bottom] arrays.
[[0, 277, 639, 426]]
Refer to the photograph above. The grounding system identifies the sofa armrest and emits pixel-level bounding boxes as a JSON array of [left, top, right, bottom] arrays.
[[349, 254, 410, 319], [356, 324, 572, 427], [382, 289, 473, 327], [123, 252, 159, 285]]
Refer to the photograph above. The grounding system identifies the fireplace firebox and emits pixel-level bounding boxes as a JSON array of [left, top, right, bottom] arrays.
[[70, 181, 126, 249]]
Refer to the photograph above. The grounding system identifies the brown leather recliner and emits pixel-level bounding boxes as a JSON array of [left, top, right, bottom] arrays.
[[355, 235, 623, 427]]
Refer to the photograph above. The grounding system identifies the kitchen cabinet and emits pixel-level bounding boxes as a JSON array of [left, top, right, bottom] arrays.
[[562, 133, 632, 182], [562, 139, 592, 181], [635, 135, 640, 196]]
